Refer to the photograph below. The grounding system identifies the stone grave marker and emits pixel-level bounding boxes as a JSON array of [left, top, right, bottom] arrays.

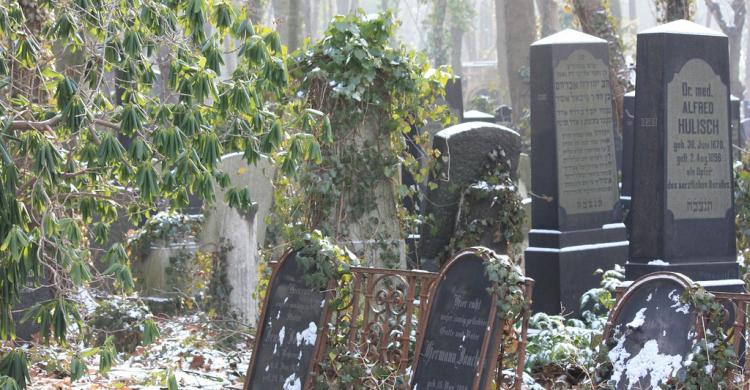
[[244, 250, 327, 390], [463, 109, 498, 123], [410, 249, 500, 390], [603, 272, 696, 389], [626, 20, 743, 291], [525, 29, 628, 315], [201, 153, 275, 323], [419, 122, 521, 271], [445, 75, 465, 122], [621, 90, 635, 237]]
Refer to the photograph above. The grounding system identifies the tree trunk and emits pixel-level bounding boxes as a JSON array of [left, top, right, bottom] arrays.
[[610, 0, 622, 20], [450, 24, 464, 76], [381, 0, 389, 10], [705, 0, 746, 97], [287, 0, 302, 50], [535, 0, 560, 37], [247, 0, 267, 23], [272, 0, 290, 44], [337, 0, 349, 15], [494, 0, 510, 100], [573, 0, 628, 134], [429, 0, 450, 66], [350, 0, 359, 11], [657, 0, 692, 22], [745, 0, 750, 98], [504, 0, 535, 123]]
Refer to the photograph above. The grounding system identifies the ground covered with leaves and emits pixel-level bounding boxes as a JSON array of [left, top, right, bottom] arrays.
[[4, 314, 251, 390]]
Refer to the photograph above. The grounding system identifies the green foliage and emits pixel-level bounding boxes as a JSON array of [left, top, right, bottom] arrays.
[[142, 318, 161, 346], [482, 248, 526, 320], [0, 351, 28, 390], [98, 336, 117, 374], [69, 355, 87, 382], [0, 0, 328, 364], [293, 230, 354, 290], [21, 298, 83, 345], [167, 369, 179, 390]]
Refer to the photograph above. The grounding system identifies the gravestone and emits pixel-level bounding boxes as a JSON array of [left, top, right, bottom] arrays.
[[731, 95, 742, 153], [496, 105, 513, 126], [625, 20, 743, 291], [604, 272, 696, 389], [419, 122, 522, 271], [621, 91, 635, 236], [410, 250, 500, 390], [244, 251, 327, 390], [201, 153, 275, 323], [525, 29, 629, 315], [463, 110, 498, 123], [445, 76, 465, 122]]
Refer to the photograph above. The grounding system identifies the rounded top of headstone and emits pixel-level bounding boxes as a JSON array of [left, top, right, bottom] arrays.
[[639, 19, 725, 37], [436, 121, 519, 140], [531, 28, 607, 46]]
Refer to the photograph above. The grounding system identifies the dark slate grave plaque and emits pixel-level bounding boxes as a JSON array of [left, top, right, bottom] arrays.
[[244, 251, 327, 390], [418, 122, 521, 271], [604, 272, 696, 389], [411, 250, 498, 390], [525, 29, 628, 316], [626, 20, 741, 289]]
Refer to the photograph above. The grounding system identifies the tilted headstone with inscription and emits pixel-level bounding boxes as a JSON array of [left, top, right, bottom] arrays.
[[625, 20, 743, 292], [243, 251, 327, 390], [410, 249, 501, 390], [603, 272, 696, 389], [418, 122, 521, 271], [525, 29, 629, 315]]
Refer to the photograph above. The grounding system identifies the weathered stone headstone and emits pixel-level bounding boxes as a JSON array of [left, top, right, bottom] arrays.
[[244, 251, 326, 390], [525, 29, 628, 315], [410, 250, 499, 390], [419, 122, 522, 271], [201, 153, 275, 323], [625, 20, 743, 291], [621, 91, 635, 236], [604, 272, 696, 389], [445, 76, 464, 122], [731, 95, 742, 154]]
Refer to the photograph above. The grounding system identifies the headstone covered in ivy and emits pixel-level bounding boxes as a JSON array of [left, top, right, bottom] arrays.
[[604, 273, 696, 389], [419, 122, 522, 271], [244, 251, 327, 390], [411, 249, 520, 390]]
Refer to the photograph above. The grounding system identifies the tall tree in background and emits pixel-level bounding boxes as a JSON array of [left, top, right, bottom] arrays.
[[494, 0, 510, 99], [655, 0, 693, 22], [426, 0, 450, 65], [337, 0, 349, 14], [705, 0, 746, 97], [504, 0, 535, 123], [573, 0, 628, 132], [746, 0, 750, 98], [536, 0, 561, 37], [247, 0, 269, 23], [449, 1, 475, 76], [288, 0, 302, 50]]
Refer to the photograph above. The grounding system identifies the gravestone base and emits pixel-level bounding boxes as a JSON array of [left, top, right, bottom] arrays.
[[626, 261, 744, 292], [525, 224, 628, 316]]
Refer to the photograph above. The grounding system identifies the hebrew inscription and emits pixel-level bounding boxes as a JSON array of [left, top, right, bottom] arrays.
[[554, 49, 619, 215]]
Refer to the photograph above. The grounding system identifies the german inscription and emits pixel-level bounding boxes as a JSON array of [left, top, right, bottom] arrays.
[[666, 59, 731, 220], [554, 49, 619, 215], [411, 254, 493, 390]]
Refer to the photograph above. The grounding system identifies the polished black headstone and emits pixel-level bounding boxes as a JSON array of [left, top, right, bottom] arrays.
[[606, 273, 695, 389], [445, 76, 464, 122], [245, 251, 326, 390], [626, 20, 741, 288], [419, 122, 521, 270], [525, 29, 628, 315], [411, 251, 496, 390]]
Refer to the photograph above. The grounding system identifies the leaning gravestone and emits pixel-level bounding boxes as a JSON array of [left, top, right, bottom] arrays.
[[603, 272, 696, 389], [525, 29, 628, 315], [410, 249, 501, 390], [625, 20, 743, 291], [419, 122, 522, 271], [201, 153, 275, 323], [244, 251, 327, 390]]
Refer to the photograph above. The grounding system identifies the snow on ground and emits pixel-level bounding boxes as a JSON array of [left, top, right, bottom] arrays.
[[16, 314, 252, 389]]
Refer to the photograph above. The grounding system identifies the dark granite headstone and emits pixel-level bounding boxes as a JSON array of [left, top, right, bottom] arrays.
[[244, 251, 327, 390], [445, 76, 464, 122], [620, 91, 635, 237], [410, 250, 498, 390], [731, 95, 742, 155], [605, 272, 696, 389], [625, 20, 742, 290], [525, 29, 629, 315], [419, 122, 521, 271]]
